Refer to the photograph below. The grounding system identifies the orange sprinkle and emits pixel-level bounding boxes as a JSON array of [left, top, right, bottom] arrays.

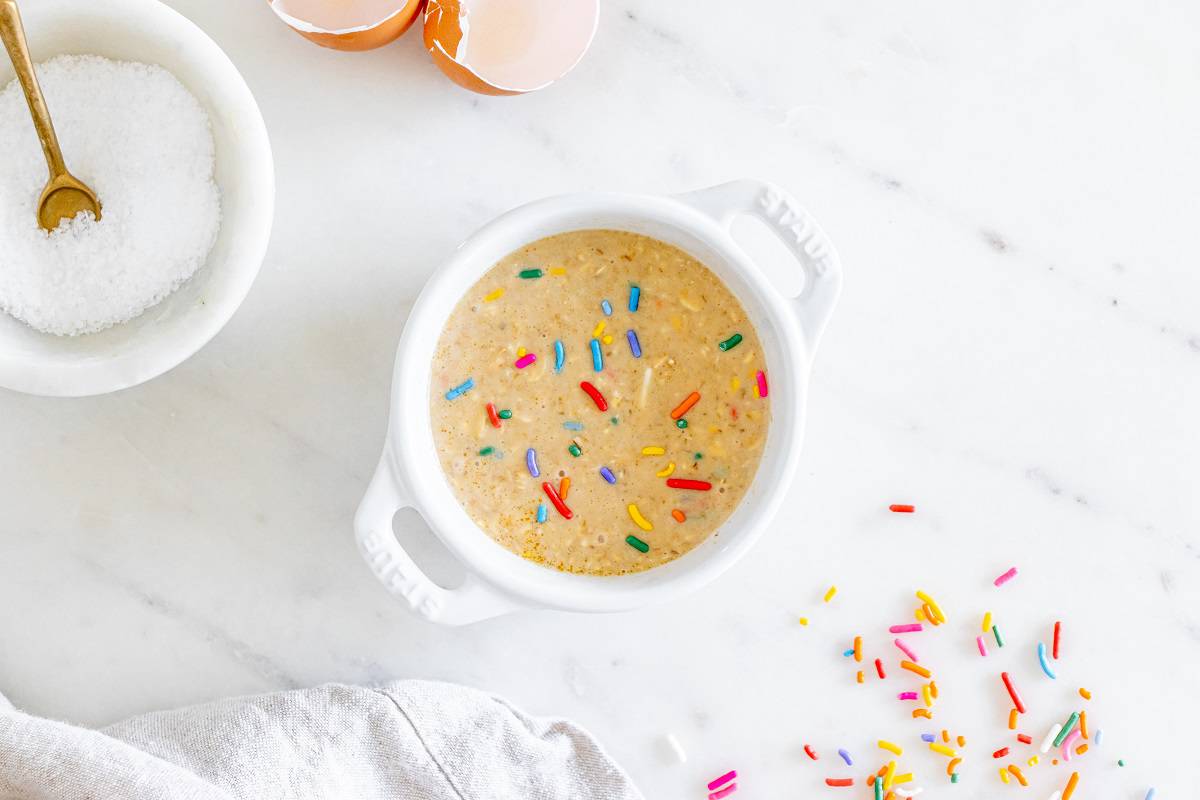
[[957, 735, 966, 747], [900, 660, 931, 678], [853, 636, 863, 663], [1075, 744, 1089, 756], [856, 670, 864, 684], [929, 681, 939, 699], [922, 603, 939, 625], [941, 730, 950, 743], [912, 708, 932, 719], [671, 509, 686, 523], [559, 477, 570, 500], [1008, 708, 1018, 730], [947, 757, 961, 776], [1062, 771, 1080, 800], [670, 391, 700, 420], [1079, 687, 1092, 700], [1007, 765, 1028, 786], [1080, 710, 1089, 739]]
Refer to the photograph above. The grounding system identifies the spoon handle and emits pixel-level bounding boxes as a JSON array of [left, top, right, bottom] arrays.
[[0, 0, 67, 178]]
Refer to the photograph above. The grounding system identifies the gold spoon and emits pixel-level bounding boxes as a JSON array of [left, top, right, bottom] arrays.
[[0, 0, 100, 231]]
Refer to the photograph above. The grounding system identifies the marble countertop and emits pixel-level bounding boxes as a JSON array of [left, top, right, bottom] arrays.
[[1, 1, 1196, 796]]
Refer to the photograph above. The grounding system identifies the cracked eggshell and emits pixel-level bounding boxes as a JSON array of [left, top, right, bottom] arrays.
[[424, 0, 599, 95], [269, 0, 425, 51]]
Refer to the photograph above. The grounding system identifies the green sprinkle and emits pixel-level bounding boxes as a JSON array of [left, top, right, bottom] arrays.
[[718, 333, 743, 351], [625, 534, 649, 553], [568, 443, 582, 457], [478, 446, 494, 456], [610, 416, 619, 425], [676, 418, 688, 429], [518, 268, 543, 279], [1118, 759, 1125, 767], [1053, 711, 1079, 747], [694, 452, 703, 460], [874, 776, 883, 800], [951, 773, 959, 783], [498, 409, 512, 419], [992, 624, 1004, 648]]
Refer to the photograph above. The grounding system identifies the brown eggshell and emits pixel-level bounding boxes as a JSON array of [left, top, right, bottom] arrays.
[[423, 0, 521, 94], [270, 0, 425, 52]]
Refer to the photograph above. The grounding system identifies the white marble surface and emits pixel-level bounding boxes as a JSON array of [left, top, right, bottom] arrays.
[[1, 1, 1197, 796]]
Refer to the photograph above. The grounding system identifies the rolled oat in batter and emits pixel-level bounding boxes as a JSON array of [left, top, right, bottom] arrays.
[[430, 230, 770, 575]]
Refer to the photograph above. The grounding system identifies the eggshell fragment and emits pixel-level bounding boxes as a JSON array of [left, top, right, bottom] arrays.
[[425, 0, 599, 95], [269, 0, 424, 51]]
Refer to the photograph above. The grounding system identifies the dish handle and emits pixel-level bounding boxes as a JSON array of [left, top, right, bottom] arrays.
[[676, 179, 842, 352], [355, 449, 526, 625]]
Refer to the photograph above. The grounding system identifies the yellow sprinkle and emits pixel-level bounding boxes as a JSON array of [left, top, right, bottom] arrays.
[[883, 760, 896, 790], [823, 585, 837, 603], [641, 446, 666, 456], [592, 320, 606, 338], [929, 743, 958, 758], [855, 670, 864, 684], [893, 773, 913, 785], [878, 740, 902, 756], [798, 617, 808, 626], [627, 504, 653, 531], [914, 607, 927, 622], [670, 315, 683, 331], [517, 347, 527, 357], [549, 267, 566, 276], [483, 288, 505, 302], [731, 377, 740, 391], [602, 335, 613, 345], [655, 462, 676, 477], [982, 611, 992, 633], [1028, 756, 1040, 767], [916, 590, 946, 623], [922, 684, 934, 707], [998, 767, 1010, 785], [1079, 687, 1092, 700]]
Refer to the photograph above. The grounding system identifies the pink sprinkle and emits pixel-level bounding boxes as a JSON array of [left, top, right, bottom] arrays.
[[994, 566, 1018, 587], [898, 692, 918, 700], [710, 784, 738, 800], [1061, 729, 1082, 760], [976, 635, 988, 657], [893, 638, 919, 662], [514, 353, 537, 369], [707, 770, 737, 791], [889, 623, 923, 634], [755, 370, 768, 398]]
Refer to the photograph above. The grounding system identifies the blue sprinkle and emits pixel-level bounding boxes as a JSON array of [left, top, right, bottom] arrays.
[[554, 340, 564, 373], [628, 285, 640, 312], [1094, 728, 1104, 746], [444, 377, 474, 400], [920, 733, 936, 743], [525, 448, 539, 478], [563, 421, 584, 431], [536, 503, 547, 523], [1037, 641, 1057, 679], [590, 338, 603, 372], [837, 748, 853, 766], [626, 329, 642, 358], [601, 299, 612, 316], [599, 466, 616, 484], [1146, 790, 1156, 800], [842, 648, 855, 657]]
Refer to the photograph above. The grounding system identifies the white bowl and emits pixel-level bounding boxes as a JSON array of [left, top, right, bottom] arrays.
[[0, 0, 273, 397], [355, 180, 842, 624]]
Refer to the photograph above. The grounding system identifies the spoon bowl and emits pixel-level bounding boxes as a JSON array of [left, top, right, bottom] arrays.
[[37, 171, 101, 231]]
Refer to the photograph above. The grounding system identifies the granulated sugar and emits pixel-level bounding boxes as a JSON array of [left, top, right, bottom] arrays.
[[0, 55, 220, 336]]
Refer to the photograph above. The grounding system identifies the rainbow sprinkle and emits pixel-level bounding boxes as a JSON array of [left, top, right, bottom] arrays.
[[444, 378, 474, 400], [601, 299, 612, 315], [590, 338, 603, 371], [525, 448, 539, 477], [626, 329, 642, 358], [625, 534, 649, 553], [599, 466, 616, 484], [554, 340, 565, 372], [993, 566, 1018, 586], [517, 268, 543, 279], [514, 353, 536, 369], [628, 285, 640, 312]]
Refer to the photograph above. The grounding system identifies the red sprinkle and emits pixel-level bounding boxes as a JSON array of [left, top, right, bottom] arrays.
[[486, 403, 500, 428], [1001, 672, 1026, 714], [1017, 734, 1033, 744], [874, 658, 886, 679], [804, 744, 818, 760], [889, 504, 915, 513], [579, 381, 608, 411], [665, 478, 712, 491], [825, 778, 854, 787], [541, 482, 573, 520], [1053, 620, 1061, 660], [993, 747, 1010, 759]]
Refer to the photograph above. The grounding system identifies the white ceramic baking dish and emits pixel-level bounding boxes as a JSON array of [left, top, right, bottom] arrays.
[[355, 180, 841, 624]]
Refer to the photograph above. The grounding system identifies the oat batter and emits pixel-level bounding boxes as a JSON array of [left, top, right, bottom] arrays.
[[430, 230, 770, 575]]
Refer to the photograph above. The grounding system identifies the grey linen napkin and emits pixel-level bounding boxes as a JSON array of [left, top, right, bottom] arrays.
[[0, 680, 643, 800]]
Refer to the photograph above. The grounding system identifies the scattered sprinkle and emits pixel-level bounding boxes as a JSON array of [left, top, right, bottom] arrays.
[[498, 409, 512, 419], [718, 333, 743, 351], [590, 338, 603, 371], [837, 748, 852, 765], [901, 660, 931, 679], [1053, 620, 1062, 659], [568, 443, 582, 457], [478, 446, 494, 456], [559, 476, 570, 499], [982, 611, 993, 633], [599, 466, 616, 484], [1053, 712, 1079, 747], [483, 287, 504, 302], [994, 566, 1019, 587], [825, 778, 854, 787], [709, 785, 737, 800], [804, 744, 819, 760], [889, 504, 915, 513], [755, 370, 768, 397], [894, 638, 919, 662], [976, 636, 988, 657], [1037, 642, 1057, 679], [992, 624, 1005, 648], [1001, 672, 1026, 714], [1041, 723, 1063, 753], [525, 448, 540, 477], [823, 585, 838, 603], [554, 340, 565, 372], [563, 421, 584, 431], [486, 403, 501, 428], [627, 503, 654, 531], [601, 299, 612, 316], [628, 285, 640, 312], [518, 268, 543, 279], [675, 418, 688, 429], [666, 478, 712, 491], [625, 534, 649, 553], [445, 378, 474, 400], [541, 481, 572, 519], [626, 329, 642, 358], [1062, 772, 1079, 800], [707, 770, 737, 792], [579, 381, 608, 411], [514, 353, 537, 369], [536, 503, 547, 523], [874, 658, 886, 679], [890, 623, 923, 634], [656, 462, 676, 477], [670, 391, 701, 420], [671, 508, 686, 523], [878, 740, 902, 756], [642, 446, 666, 456]]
